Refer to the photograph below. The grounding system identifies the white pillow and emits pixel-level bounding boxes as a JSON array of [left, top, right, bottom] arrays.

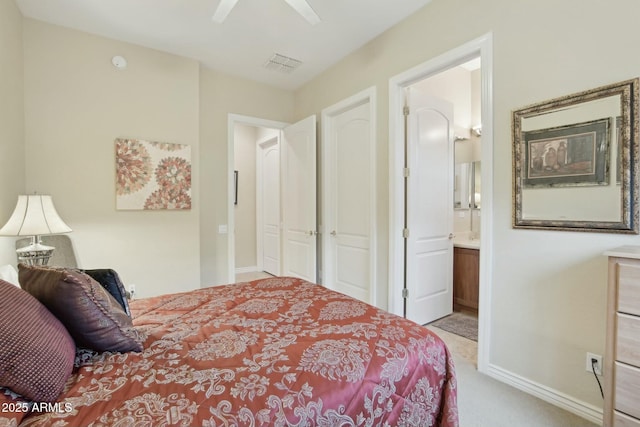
[[0, 264, 19, 287]]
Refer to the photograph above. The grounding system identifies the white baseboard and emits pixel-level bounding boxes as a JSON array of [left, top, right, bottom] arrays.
[[485, 364, 603, 425], [235, 266, 258, 274]]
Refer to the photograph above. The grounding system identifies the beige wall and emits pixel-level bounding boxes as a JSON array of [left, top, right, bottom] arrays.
[[0, 0, 25, 266], [13, 18, 295, 293], [22, 19, 201, 298], [293, 0, 640, 414], [198, 67, 294, 286]]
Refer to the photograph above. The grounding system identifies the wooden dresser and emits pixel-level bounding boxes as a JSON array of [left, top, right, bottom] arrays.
[[604, 246, 640, 427]]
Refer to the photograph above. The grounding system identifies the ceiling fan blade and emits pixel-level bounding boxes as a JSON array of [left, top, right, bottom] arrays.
[[212, 0, 239, 23], [284, 0, 321, 25]]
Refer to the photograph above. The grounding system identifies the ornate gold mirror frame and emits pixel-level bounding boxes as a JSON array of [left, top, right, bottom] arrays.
[[512, 78, 639, 233]]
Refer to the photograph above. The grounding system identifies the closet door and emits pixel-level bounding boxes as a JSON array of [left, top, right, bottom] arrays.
[[282, 115, 317, 282], [322, 94, 375, 305]]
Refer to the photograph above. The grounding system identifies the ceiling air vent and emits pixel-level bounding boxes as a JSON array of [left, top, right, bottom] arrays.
[[264, 53, 302, 74]]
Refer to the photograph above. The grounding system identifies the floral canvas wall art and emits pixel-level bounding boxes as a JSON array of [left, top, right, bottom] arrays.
[[115, 138, 192, 210]]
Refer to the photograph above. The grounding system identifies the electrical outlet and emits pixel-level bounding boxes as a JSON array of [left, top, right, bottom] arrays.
[[586, 352, 603, 376], [128, 284, 136, 299]]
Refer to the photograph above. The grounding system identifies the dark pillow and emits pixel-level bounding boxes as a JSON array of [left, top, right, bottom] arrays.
[[82, 269, 131, 316], [18, 264, 143, 353], [0, 279, 75, 402]]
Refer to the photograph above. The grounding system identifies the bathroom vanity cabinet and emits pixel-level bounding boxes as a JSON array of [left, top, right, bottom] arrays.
[[453, 247, 479, 314]]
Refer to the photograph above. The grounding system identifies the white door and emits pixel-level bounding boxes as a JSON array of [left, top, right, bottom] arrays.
[[257, 136, 280, 275], [405, 89, 454, 325], [282, 115, 317, 281], [323, 101, 374, 303]]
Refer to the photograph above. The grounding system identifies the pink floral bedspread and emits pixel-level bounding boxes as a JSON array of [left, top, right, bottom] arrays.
[[17, 276, 458, 426]]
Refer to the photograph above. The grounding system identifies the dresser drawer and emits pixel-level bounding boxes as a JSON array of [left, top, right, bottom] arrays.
[[615, 362, 640, 419], [618, 263, 640, 316], [614, 411, 640, 427], [617, 313, 640, 367]]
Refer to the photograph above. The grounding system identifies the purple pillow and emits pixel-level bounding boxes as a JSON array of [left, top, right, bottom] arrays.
[[18, 265, 143, 353], [0, 279, 75, 402]]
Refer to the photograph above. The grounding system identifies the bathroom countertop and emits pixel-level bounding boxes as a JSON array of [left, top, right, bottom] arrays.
[[453, 236, 480, 250]]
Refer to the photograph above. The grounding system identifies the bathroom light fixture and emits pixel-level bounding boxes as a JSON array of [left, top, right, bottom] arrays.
[[0, 195, 72, 265]]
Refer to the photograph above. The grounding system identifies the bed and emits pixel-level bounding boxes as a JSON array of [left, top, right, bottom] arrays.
[[1, 272, 458, 426]]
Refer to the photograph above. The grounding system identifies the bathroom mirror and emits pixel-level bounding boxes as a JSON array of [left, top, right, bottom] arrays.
[[454, 161, 481, 209], [454, 163, 472, 209], [513, 78, 639, 233]]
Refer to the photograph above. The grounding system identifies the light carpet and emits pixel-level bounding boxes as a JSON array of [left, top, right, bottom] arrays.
[[428, 326, 599, 427]]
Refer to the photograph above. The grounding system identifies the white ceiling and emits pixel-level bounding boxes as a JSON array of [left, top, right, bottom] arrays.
[[15, 0, 432, 90]]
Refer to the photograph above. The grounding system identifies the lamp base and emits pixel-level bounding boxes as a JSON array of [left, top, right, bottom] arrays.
[[17, 242, 55, 266]]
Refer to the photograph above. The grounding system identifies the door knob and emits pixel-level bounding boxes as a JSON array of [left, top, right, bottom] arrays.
[[449, 233, 454, 240], [330, 230, 337, 236]]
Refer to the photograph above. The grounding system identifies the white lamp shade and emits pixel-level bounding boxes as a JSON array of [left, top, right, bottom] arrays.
[[0, 195, 72, 236]]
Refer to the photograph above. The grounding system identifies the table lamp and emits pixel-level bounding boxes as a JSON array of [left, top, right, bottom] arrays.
[[0, 195, 72, 265]]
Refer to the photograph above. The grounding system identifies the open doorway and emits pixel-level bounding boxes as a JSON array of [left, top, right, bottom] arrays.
[[227, 114, 318, 285], [226, 115, 288, 283], [233, 122, 281, 282], [409, 58, 482, 340], [388, 34, 493, 372]]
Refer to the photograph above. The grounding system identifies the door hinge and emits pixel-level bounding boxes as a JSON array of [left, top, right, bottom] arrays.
[[402, 288, 409, 299], [403, 167, 410, 177], [403, 105, 410, 116], [403, 228, 410, 238]]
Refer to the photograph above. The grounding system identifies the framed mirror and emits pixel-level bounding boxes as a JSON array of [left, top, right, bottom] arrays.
[[512, 78, 639, 233]]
